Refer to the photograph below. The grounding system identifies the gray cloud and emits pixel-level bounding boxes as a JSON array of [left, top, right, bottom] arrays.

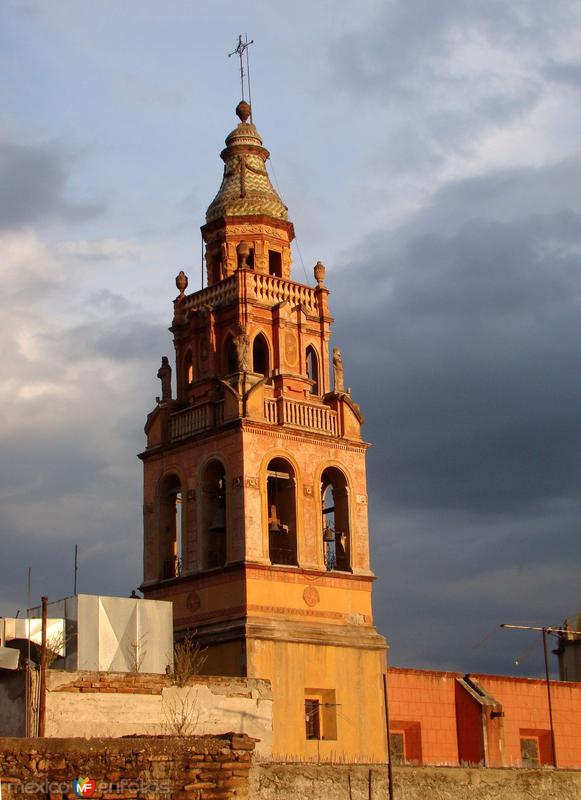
[[332, 156, 581, 674], [0, 142, 103, 231]]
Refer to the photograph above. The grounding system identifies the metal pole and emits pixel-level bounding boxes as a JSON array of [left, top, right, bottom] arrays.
[[542, 628, 558, 767], [382, 672, 395, 800], [25, 567, 31, 737], [73, 544, 78, 595], [38, 596, 48, 737]]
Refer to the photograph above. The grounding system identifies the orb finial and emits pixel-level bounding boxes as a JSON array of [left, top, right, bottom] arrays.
[[236, 101, 252, 123]]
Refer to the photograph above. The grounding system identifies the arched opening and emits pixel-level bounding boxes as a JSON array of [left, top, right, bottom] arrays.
[[306, 346, 319, 395], [159, 474, 183, 579], [252, 333, 269, 377], [321, 467, 350, 572], [267, 457, 297, 566], [224, 334, 238, 375], [184, 349, 193, 386], [201, 460, 227, 569]]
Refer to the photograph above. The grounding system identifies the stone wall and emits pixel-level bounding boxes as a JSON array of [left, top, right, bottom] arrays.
[[0, 734, 254, 799], [251, 763, 581, 800]]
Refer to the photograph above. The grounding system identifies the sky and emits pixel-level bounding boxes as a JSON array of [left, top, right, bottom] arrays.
[[1, 0, 580, 678]]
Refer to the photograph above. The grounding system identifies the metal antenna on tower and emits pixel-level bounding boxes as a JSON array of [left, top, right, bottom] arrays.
[[228, 34, 254, 119]]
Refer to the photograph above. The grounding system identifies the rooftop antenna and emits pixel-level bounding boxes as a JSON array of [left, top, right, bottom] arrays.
[[229, 34, 254, 121]]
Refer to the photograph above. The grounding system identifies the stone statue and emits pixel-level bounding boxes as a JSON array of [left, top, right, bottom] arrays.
[[333, 347, 344, 393], [234, 325, 250, 372], [157, 356, 172, 401]]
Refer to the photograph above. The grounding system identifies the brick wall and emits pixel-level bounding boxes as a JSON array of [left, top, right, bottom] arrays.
[[387, 667, 581, 768], [0, 734, 254, 799]]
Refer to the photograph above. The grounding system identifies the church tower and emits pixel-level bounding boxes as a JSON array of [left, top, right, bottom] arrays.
[[140, 100, 388, 762]]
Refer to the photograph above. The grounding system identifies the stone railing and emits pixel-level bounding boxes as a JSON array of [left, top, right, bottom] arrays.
[[179, 275, 238, 313], [170, 402, 224, 441], [248, 272, 318, 314], [178, 270, 318, 315], [264, 398, 338, 436]]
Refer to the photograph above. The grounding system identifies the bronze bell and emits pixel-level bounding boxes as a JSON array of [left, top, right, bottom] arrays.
[[209, 507, 226, 533], [323, 525, 335, 542]]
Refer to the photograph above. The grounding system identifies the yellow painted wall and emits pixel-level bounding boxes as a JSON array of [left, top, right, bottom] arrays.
[[247, 637, 387, 763]]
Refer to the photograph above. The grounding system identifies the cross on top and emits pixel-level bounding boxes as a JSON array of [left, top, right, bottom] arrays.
[[229, 34, 254, 110]]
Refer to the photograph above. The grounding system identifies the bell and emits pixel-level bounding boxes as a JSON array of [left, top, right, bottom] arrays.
[[323, 525, 335, 542], [209, 506, 226, 533], [268, 504, 288, 535]]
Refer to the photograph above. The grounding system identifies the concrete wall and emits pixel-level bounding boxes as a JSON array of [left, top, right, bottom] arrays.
[[251, 764, 581, 800], [0, 671, 26, 737], [33, 670, 272, 758]]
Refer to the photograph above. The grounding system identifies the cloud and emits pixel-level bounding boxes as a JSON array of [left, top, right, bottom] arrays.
[[0, 142, 103, 231], [331, 153, 581, 672]]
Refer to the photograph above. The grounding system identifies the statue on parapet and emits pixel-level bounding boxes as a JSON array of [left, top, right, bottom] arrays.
[[157, 356, 172, 402], [333, 347, 344, 393]]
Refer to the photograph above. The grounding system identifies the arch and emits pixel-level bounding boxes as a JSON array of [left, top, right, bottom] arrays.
[[200, 458, 228, 569], [252, 333, 270, 377], [223, 333, 238, 375], [158, 472, 183, 579], [184, 348, 194, 386], [266, 456, 298, 566], [320, 466, 351, 572], [306, 345, 319, 395]]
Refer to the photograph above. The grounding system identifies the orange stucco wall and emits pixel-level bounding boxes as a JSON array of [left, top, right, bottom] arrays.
[[387, 667, 581, 768]]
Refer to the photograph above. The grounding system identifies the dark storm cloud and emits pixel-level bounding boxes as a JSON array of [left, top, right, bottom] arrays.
[[0, 142, 102, 230], [331, 157, 581, 673]]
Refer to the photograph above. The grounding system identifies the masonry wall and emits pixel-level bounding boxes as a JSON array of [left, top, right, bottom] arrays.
[[0, 734, 254, 799], [251, 764, 581, 800], [388, 667, 459, 764], [474, 673, 581, 769], [387, 667, 581, 768]]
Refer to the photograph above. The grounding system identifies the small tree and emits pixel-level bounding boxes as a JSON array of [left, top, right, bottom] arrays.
[[171, 631, 207, 686]]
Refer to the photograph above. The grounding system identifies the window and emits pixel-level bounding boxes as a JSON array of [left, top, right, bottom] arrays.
[[267, 458, 297, 566], [390, 732, 405, 765], [224, 334, 238, 375], [268, 250, 282, 277], [304, 689, 337, 741], [389, 721, 422, 764], [159, 474, 182, 579], [520, 738, 539, 768], [201, 460, 227, 569], [519, 729, 553, 767], [305, 699, 320, 740], [252, 334, 269, 377], [306, 346, 319, 395], [184, 349, 193, 385], [321, 467, 350, 572]]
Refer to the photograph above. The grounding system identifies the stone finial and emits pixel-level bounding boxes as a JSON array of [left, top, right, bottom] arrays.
[[314, 261, 326, 287], [175, 270, 188, 296], [236, 101, 252, 123]]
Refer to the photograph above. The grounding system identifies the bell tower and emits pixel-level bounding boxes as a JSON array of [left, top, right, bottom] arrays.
[[139, 101, 388, 762]]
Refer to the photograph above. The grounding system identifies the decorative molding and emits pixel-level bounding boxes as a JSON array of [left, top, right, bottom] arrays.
[[303, 485, 314, 497], [233, 476, 260, 489], [302, 586, 320, 607], [356, 494, 368, 505], [185, 591, 201, 612]]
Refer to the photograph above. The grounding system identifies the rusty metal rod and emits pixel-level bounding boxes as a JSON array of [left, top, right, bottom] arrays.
[[38, 596, 48, 737]]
